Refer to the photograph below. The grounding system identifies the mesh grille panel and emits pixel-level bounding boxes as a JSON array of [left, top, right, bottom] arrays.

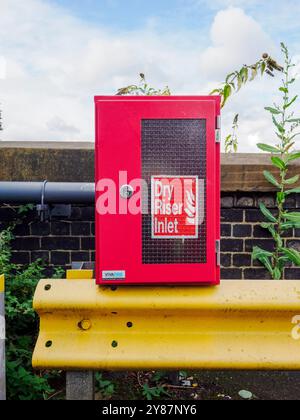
[[142, 119, 206, 264]]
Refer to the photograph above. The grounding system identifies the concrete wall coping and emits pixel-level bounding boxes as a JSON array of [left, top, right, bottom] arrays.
[[0, 141, 94, 149], [0, 142, 299, 191]]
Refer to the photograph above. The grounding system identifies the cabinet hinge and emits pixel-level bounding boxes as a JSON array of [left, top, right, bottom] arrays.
[[216, 239, 221, 267], [215, 115, 221, 143]]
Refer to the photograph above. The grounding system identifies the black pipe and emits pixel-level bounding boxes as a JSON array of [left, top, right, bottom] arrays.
[[0, 182, 95, 204]]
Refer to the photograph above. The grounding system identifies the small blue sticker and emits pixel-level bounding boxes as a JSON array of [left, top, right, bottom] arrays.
[[102, 271, 126, 280]]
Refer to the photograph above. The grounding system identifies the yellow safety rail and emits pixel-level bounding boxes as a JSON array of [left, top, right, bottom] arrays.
[[32, 279, 300, 371], [0, 275, 4, 293]]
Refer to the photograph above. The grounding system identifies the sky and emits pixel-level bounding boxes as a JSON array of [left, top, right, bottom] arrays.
[[0, 0, 300, 151]]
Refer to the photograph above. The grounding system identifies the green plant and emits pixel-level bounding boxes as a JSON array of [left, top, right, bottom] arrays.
[[118, 53, 282, 152], [0, 208, 65, 399], [225, 114, 239, 153], [1, 226, 55, 399], [117, 73, 171, 96], [211, 53, 283, 152], [95, 373, 115, 399], [151, 370, 168, 382], [137, 371, 171, 400], [179, 370, 188, 379], [6, 351, 54, 400], [252, 43, 300, 280], [210, 54, 283, 108], [17, 204, 35, 216], [52, 266, 65, 279], [141, 383, 170, 400]]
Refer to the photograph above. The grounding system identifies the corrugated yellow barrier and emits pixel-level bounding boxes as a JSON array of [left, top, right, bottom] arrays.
[[32, 279, 300, 371]]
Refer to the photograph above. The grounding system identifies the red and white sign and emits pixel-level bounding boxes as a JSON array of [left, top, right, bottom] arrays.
[[151, 176, 199, 239]]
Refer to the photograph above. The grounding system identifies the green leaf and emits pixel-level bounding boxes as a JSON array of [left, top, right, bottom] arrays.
[[277, 256, 290, 271], [284, 95, 298, 109], [273, 267, 282, 280], [252, 246, 273, 260], [286, 187, 300, 195], [260, 222, 273, 229], [259, 202, 277, 223], [280, 42, 287, 51], [284, 175, 299, 185], [287, 118, 300, 123], [250, 67, 257, 81], [251, 247, 273, 275], [272, 116, 285, 134], [287, 152, 300, 162], [263, 257, 274, 275], [223, 84, 232, 98], [210, 88, 221, 95], [222, 84, 232, 106], [261, 62, 266, 75], [257, 143, 280, 153], [225, 72, 235, 83], [240, 67, 249, 83], [281, 223, 293, 230], [261, 222, 277, 241], [283, 212, 300, 223], [264, 107, 281, 115], [271, 156, 286, 170], [284, 142, 295, 153], [263, 171, 281, 188], [279, 87, 288, 94], [281, 248, 300, 266], [281, 222, 300, 230], [268, 225, 277, 239]]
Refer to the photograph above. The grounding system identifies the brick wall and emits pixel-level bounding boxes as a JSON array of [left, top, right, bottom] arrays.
[[0, 205, 95, 277], [221, 192, 300, 280], [1, 191, 300, 280], [1, 144, 300, 280]]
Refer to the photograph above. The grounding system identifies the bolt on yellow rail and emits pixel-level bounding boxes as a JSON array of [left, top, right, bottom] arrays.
[[32, 277, 300, 371]]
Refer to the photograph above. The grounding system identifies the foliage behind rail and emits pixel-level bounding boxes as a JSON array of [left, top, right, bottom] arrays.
[[0, 208, 63, 400]]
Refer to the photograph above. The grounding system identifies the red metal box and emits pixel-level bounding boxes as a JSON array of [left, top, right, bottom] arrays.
[[95, 96, 221, 286]]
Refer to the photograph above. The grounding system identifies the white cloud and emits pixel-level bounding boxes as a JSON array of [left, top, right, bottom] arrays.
[[0, 0, 299, 153], [199, 8, 274, 79], [0, 57, 6, 80], [0, 0, 204, 141]]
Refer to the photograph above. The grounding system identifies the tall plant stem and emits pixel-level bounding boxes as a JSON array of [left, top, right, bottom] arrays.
[[274, 48, 290, 274]]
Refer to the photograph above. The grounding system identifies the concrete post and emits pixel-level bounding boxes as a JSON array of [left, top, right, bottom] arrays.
[[66, 371, 95, 400], [0, 275, 5, 401]]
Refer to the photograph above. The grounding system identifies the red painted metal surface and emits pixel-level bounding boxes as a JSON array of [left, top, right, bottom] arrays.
[[95, 96, 221, 286]]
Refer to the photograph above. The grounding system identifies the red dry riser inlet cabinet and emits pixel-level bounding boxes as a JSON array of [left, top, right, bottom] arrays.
[[95, 96, 221, 286]]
